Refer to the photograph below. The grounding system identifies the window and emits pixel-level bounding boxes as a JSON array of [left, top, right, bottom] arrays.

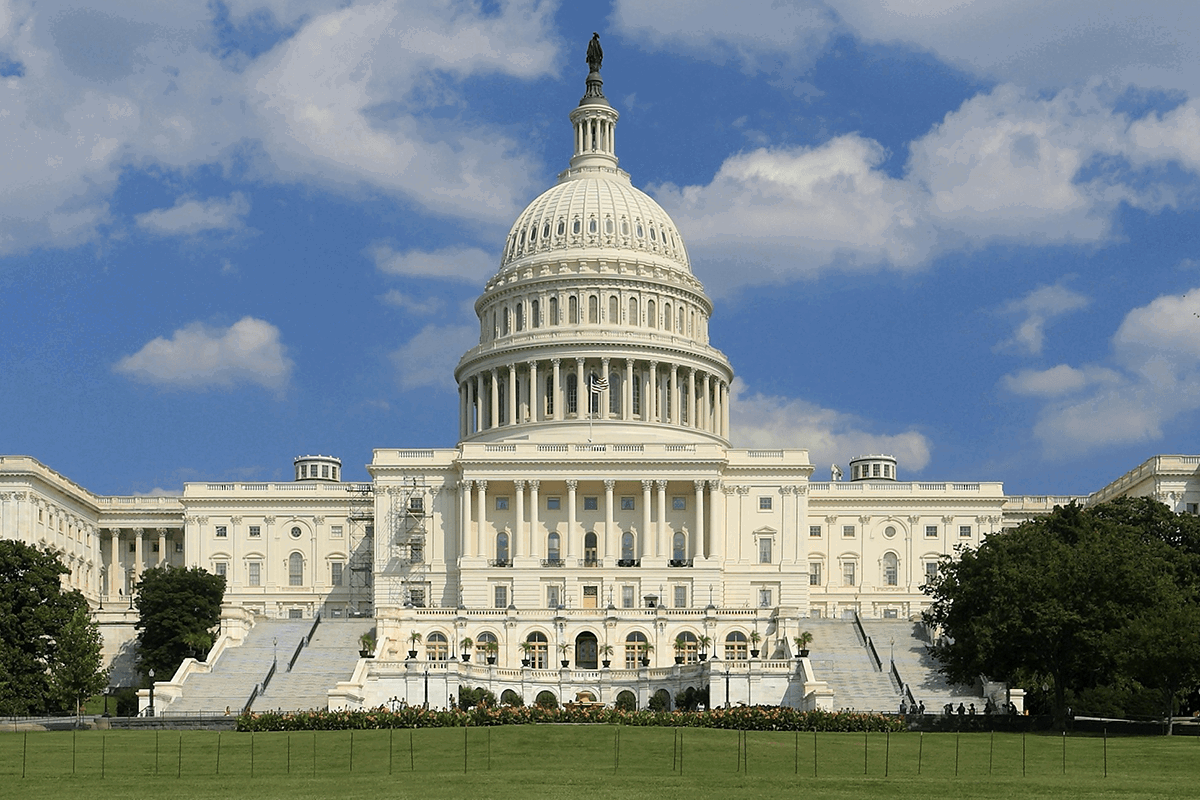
[[584, 496, 598, 511], [672, 532, 686, 562], [883, 552, 898, 586], [625, 632, 648, 668], [291, 526, 302, 539], [608, 294, 618, 323], [569, 295, 579, 323], [496, 532, 509, 564], [842, 561, 856, 587], [724, 631, 748, 660], [924, 562, 939, 584], [925, 525, 939, 538], [621, 532, 635, 561], [673, 585, 687, 608], [175, 542, 184, 553], [759, 496, 772, 511], [249, 525, 261, 538], [758, 588, 773, 608], [884, 525, 897, 539], [621, 496, 635, 511], [809, 525, 822, 538], [526, 632, 548, 668], [289, 552, 304, 586], [672, 497, 686, 511], [676, 631, 699, 663], [588, 295, 598, 323], [248, 561, 261, 587], [215, 525, 228, 538], [331, 562, 344, 586], [547, 585, 561, 608], [495, 497, 509, 510], [409, 587, 426, 607], [647, 299, 656, 328], [547, 496, 561, 510], [476, 632, 498, 661], [1187, 503, 1198, 514], [330, 525, 343, 538], [621, 585, 634, 608], [566, 374, 578, 414], [548, 296, 558, 325], [628, 297, 638, 325], [409, 496, 424, 513], [547, 533, 561, 562], [584, 532, 597, 564], [959, 525, 972, 538], [531, 299, 540, 328], [842, 525, 855, 538], [215, 561, 228, 578], [758, 538, 772, 564], [809, 562, 822, 586], [494, 585, 509, 608], [322, 465, 330, 478], [426, 632, 448, 661]]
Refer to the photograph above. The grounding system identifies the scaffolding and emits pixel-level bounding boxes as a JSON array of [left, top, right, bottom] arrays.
[[346, 483, 374, 617], [379, 477, 430, 609]]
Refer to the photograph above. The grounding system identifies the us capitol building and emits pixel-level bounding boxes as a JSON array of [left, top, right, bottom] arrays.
[[2, 45, 1198, 713]]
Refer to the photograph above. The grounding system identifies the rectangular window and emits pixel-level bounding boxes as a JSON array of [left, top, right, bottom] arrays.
[[884, 608, 899, 619], [248, 562, 261, 587], [758, 588, 772, 607], [620, 496, 635, 511], [547, 585, 561, 608], [495, 497, 509, 510], [129, 542, 136, 553], [842, 562, 856, 586], [809, 525, 822, 538], [583, 496, 598, 511], [152, 542, 159, 553], [409, 588, 426, 608], [809, 562, 822, 586], [329, 525, 342, 539], [331, 562, 343, 586], [409, 497, 424, 513], [925, 525, 939, 538], [322, 465, 330, 478], [249, 525, 261, 538], [175, 542, 183, 553], [1188, 503, 1198, 514], [924, 562, 939, 584], [759, 496, 772, 511], [758, 538, 772, 564], [547, 496, 561, 510], [215, 525, 227, 538], [672, 497, 686, 511], [621, 585, 635, 609], [494, 585, 508, 609], [673, 585, 687, 608], [215, 562, 228, 578], [842, 525, 855, 538], [959, 525, 972, 538]]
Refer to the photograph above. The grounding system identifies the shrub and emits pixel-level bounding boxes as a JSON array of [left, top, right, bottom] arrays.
[[534, 690, 558, 710], [500, 689, 524, 707], [614, 691, 637, 711]]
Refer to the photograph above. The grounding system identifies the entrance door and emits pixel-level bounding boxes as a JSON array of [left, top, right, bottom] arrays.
[[582, 585, 598, 609], [575, 632, 599, 669]]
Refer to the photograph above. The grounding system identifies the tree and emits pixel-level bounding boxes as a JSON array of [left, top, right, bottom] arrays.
[[134, 566, 225, 683], [924, 500, 1198, 728], [0, 541, 104, 715]]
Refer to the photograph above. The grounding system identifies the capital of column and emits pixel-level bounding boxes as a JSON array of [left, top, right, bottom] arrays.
[[708, 480, 722, 491], [550, 357, 560, 367], [133, 527, 145, 537], [603, 479, 616, 490], [459, 480, 473, 490], [693, 480, 705, 492], [231, 516, 243, 524], [477, 480, 488, 492], [641, 479, 653, 492], [529, 479, 540, 491], [780, 486, 794, 495], [655, 480, 668, 490], [514, 480, 526, 490], [566, 480, 579, 491], [156, 527, 168, 534]]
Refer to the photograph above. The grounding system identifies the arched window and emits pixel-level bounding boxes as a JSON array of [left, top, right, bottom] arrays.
[[288, 552, 304, 586], [496, 532, 510, 564], [588, 295, 598, 324], [679, 378, 688, 424], [883, 552, 899, 586], [497, 380, 507, 425], [549, 296, 558, 325], [678, 308, 685, 334], [675, 631, 699, 663], [547, 533, 561, 563], [647, 299, 656, 328], [583, 532, 597, 565], [588, 373, 599, 415], [632, 372, 641, 416], [625, 631, 648, 668], [608, 295, 618, 323], [621, 532, 635, 562], [608, 372, 621, 415], [569, 296, 579, 324], [628, 296, 638, 325], [672, 532, 686, 562], [476, 631, 499, 662], [426, 632, 448, 661], [526, 632, 548, 669], [531, 299, 540, 328], [566, 374, 578, 415], [664, 302, 672, 331], [544, 374, 555, 417], [724, 631, 748, 661], [516, 303, 525, 331], [502, 308, 510, 336]]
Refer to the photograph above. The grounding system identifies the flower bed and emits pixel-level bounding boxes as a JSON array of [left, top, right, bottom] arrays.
[[237, 705, 904, 733]]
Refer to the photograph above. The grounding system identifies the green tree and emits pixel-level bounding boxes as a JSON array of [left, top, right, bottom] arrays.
[[924, 501, 1196, 727], [0, 541, 101, 715], [134, 566, 225, 682], [52, 605, 109, 720]]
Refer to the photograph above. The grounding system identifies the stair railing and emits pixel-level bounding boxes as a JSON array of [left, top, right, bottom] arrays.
[[243, 656, 278, 714], [288, 613, 322, 672]]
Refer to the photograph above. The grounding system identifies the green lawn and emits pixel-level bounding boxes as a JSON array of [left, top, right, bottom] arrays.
[[0, 727, 1196, 799]]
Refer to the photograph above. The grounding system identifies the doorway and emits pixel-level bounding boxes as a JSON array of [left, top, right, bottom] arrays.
[[575, 631, 599, 669]]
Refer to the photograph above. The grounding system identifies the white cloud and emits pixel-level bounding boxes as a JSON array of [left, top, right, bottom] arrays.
[[390, 323, 475, 391], [380, 289, 442, 315], [135, 193, 250, 235], [369, 243, 494, 283], [1002, 364, 1119, 398], [114, 316, 293, 392], [730, 379, 932, 473], [996, 283, 1091, 355]]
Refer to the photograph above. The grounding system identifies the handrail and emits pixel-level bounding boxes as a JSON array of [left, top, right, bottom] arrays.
[[307, 613, 321, 645], [854, 612, 883, 671], [245, 656, 278, 714], [288, 613, 321, 672], [242, 686, 258, 715], [288, 639, 305, 672]]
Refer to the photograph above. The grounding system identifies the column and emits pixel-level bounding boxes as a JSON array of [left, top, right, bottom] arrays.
[[624, 359, 634, 421], [459, 383, 467, 439], [711, 481, 725, 561], [514, 480, 525, 559], [694, 481, 706, 559], [474, 373, 484, 431], [528, 480, 540, 558], [721, 381, 730, 439], [508, 364, 517, 426], [601, 357, 610, 418], [603, 480, 615, 560], [157, 528, 167, 567], [714, 380, 723, 438], [669, 365, 679, 424], [489, 370, 499, 428], [459, 480, 471, 557], [566, 480, 578, 559], [476, 481, 488, 558], [702, 373, 712, 433], [528, 360, 540, 423], [641, 481, 652, 558], [655, 480, 667, 559], [575, 358, 585, 417], [687, 368, 697, 428], [107, 529, 120, 596], [647, 362, 657, 422], [551, 358, 563, 421], [133, 528, 144, 583]]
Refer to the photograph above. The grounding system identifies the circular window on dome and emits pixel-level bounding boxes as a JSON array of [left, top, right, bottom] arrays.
[[605, 218, 613, 234], [557, 220, 565, 236], [290, 526, 302, 539], [573, 219, 581, 235], [589, 218, 597, 234], [884, 526, 897, 539]]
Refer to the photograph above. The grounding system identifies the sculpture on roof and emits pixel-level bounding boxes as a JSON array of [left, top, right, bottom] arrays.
[[586, 32, 603, 73]]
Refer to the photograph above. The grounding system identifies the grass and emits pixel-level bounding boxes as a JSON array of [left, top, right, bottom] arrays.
[[0, 727, 1197, 799]]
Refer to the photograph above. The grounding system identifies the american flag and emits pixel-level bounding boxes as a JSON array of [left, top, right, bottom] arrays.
[[590, 374, 608, 394]]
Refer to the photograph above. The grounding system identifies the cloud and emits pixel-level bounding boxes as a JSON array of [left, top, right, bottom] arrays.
[[1019, 288, 1200, 454], [369, 243, 495, 283], [390, 322, 475, 391], [114, 316, 293, 392], [729, 379, 932, 473], [135, 193, 250, 235], [380, 289, 443, 315], [996, 283, 1091, 355]]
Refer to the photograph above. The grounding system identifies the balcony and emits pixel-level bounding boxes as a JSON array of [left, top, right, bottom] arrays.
[[540, 558, 565, 568], [668, 558, 694, 568], [578, 558, 602, 568], [487, 559, 511, 568], [616, 559, 641, 568]]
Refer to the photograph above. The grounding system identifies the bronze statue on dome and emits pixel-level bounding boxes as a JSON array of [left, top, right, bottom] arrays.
[[586, 32, 603, 73]]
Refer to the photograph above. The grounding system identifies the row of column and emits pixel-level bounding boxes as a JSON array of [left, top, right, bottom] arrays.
[[459, 358, 730, 439], [104, 527, 173, 596], [456, 479, 724, 564]]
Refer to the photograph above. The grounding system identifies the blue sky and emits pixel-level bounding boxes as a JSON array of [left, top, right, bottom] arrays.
[[3, 0, 1200, 497]]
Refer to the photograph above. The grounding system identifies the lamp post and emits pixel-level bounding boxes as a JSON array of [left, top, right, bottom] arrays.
[[423, 668, 429, 710], [148, 668, 155, 717]]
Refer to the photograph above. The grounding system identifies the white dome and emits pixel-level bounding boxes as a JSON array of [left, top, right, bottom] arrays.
[[499, 169, 691, 274]]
